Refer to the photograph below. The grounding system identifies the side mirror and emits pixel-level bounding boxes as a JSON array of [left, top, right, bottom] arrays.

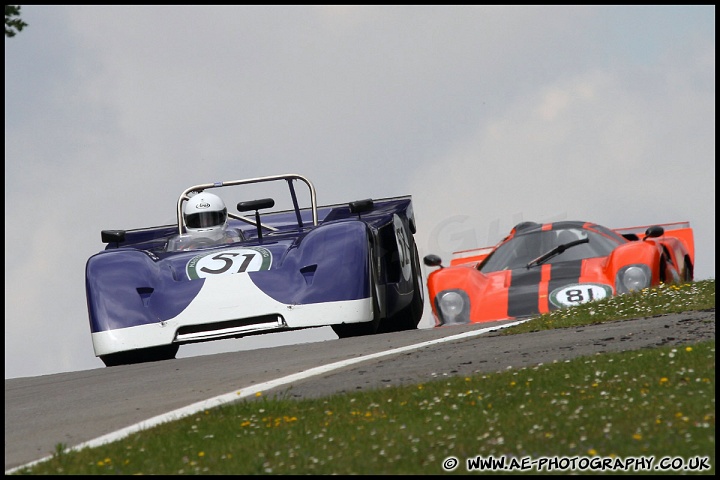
[[237, 198, 275, 241], [423, 254, 443, 268], [644, 225, 664, 240], [349, 198, 374, 214], [101, 230, 126, 244], [237, 198, 275, 212]]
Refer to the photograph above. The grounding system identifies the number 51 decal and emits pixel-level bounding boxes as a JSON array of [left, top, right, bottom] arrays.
[[186, 247, 273, 280]]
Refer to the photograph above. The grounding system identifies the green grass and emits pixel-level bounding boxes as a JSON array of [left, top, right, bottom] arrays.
[[13, 280, 715, 475], [502, 279, 716, 334]]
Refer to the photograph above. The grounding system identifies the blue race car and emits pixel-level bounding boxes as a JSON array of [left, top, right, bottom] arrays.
[[86, 174, 424, 366]]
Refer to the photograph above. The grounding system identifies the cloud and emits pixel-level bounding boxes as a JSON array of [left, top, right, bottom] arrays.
[[4, 5, 714, 379]]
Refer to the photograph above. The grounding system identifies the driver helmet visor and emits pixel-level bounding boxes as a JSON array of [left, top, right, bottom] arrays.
[[185, 208, 227, 229]]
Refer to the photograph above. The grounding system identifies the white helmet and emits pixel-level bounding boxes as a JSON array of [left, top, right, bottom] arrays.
[[183, 192, 227, 233]]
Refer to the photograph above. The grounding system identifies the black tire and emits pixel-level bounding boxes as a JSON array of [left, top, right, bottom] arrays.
[[378, 242, 424, 333], [332, 315, 380, 338], [100, 344, 179, 367], [683, 258, 694, 282], [332, 245, 381, 339]]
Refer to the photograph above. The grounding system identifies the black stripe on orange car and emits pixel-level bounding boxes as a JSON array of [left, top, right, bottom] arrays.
[[507, 259, 584, 318], [548, 260, 584, 311], [507, 267, 542, 318]]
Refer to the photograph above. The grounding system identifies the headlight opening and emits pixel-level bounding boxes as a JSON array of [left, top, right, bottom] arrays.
[[616, 264, 651, 294], [435, 289, 471, 325]]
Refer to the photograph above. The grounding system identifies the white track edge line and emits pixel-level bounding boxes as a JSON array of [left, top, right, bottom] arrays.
[[6, 319, 529, 474]]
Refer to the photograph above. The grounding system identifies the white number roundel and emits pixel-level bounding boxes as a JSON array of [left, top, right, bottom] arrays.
[[186, 247, 272, 280], [549, 283, 613, 308]]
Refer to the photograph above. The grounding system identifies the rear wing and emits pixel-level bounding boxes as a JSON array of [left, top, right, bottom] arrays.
[[613, 221, 694, 265], [450, 246, 495, 267]]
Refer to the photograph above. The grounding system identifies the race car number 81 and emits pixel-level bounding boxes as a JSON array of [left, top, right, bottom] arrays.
[[186, 247, 273, 280], [549, 283, 613, 308]]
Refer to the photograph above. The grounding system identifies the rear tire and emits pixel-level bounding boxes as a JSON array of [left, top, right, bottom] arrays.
[[683, 258, 694, 282], [101, 344, 179, 367]]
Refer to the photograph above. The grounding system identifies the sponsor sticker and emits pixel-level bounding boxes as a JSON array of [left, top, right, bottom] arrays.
[[186, 246, 273, 280]]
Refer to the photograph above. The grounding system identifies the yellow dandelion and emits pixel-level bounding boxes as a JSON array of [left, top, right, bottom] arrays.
[[685, 346, 693, 352], [588, 449, 597, 456], [198, 451, 205, 457], [659, 377, 669, 383], [632, 433, 642, 440], [255, 392, 262, 397]]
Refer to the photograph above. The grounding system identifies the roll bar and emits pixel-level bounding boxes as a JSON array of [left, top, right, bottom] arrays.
[[175, 173, 318, 235]]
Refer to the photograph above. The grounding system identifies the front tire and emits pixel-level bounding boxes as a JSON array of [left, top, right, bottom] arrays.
[[100, 344, 179, 367], [332, 244, 381, 339], [379, 244, 424, 333]]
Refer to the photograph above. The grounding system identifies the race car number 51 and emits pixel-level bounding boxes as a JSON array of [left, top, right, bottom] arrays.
[[186, 247, 273, 280]]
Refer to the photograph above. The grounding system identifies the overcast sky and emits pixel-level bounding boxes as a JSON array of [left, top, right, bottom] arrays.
[[5, 5, 715, 379]]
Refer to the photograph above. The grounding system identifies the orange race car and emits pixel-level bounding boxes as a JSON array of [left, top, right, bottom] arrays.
[[423, 220, 694, 326]]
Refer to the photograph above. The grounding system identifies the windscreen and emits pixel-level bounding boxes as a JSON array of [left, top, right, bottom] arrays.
[[479, 228, 621, 272]]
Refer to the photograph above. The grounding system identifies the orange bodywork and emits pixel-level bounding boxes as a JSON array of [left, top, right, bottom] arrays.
[[425, 220, 695, 327], [449, 246, 494, 267], [613, 221, 695, 267]]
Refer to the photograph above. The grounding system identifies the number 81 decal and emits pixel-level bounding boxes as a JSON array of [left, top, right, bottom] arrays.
[[549, 283, 613, 308], [186, 247, 273, 280]]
